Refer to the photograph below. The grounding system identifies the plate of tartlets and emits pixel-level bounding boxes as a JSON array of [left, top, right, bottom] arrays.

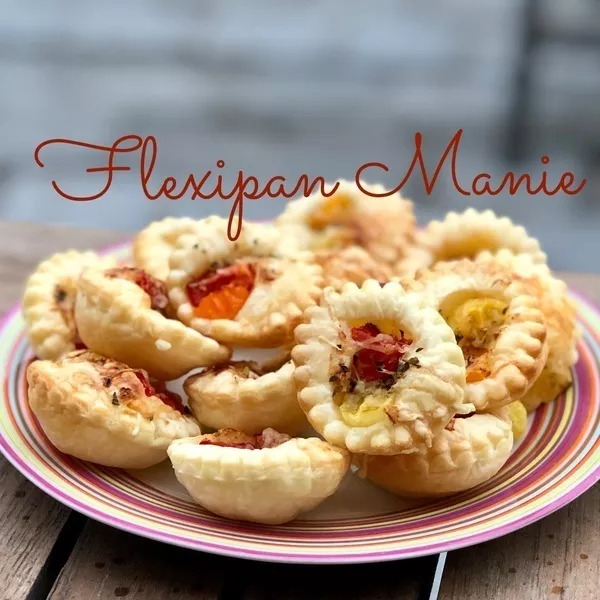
[[0, 181, 598, 563]]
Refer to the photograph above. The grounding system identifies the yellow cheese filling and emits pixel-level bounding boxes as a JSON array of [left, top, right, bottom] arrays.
[[338, 395, 388, 427], [506, 400, 528, 439], [441, 296, 508, 383], [307, 193, 352, 231], [443, 297, 507, 345]]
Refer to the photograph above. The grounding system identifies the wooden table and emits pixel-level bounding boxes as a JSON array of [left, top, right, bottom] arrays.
[[0, 221, 597, 600]]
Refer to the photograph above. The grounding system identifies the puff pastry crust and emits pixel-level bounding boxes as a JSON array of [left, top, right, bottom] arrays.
[[394, 231, 435, 278], [476, 249, 579, 411], [354, 410, 513, 497], [314, 246, 392, 290], [167, 217, 323, 347], [420, 209, 547, 265], [27, 351, 200, 469], [133, 217, 203, 281], [184, 357, 308, 435], [168, 429, 350, 524], [75, 267, 231, 380], [411, 260, 548, 410], [292, 280, 470, 455], [275, 179, 416, 266], [22, 250, 116, 360]]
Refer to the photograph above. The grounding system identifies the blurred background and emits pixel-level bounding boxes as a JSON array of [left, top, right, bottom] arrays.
[[0, 0, 598, 270]]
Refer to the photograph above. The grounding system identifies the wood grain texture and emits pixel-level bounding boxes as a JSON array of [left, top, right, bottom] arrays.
[[0, 459, 74, 600], [438, 484, 599, 600], [48, 521, 225, 600], [0, 221, 128, 600], [48, 520, 436, 600]]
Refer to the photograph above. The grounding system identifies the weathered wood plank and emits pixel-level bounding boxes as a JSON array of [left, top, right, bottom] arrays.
[[48, 518, 435, 600], [438, 484, 599, 600], [0, 221, 128, 599], [48, 521, 225, 600], [0, 463, 76, 600]]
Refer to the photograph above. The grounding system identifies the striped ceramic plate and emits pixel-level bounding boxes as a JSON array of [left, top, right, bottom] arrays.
[[0, 245, 598, 563]]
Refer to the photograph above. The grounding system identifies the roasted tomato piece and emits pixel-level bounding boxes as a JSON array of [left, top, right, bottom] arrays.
[[350, 322, 380, 342], [134, 370, 155, 397], [154, 391, 186, 413], [462, 345, 491, 383], [186, 263, 255, 320], [350, 323, 411, 383], [134, 371, 186, 413], [198, 428, 290, 449], [106, 267, 169, 313]]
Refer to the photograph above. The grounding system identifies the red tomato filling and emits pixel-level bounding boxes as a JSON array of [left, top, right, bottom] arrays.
[[350, 323, 411, 383], [106, 267, 169, 313], [134, 371, 186, 413], [185, 263, 256, 320], [198, 428, 290, 450]]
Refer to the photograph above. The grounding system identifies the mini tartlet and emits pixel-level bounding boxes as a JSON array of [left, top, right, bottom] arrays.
[[409, 259, 548, 410], [275, 179, 416, 266], [354, 410, 513, 497], [184, 356, 308, 435], [292, 280, 470, 455], [314, 246, 392, 290], [27, 350, 200, 469], [133, 217, 203, 281], [168, 428, 349, 524], [476, 250, 579, 412], [23, 250, 115, 360], [407, 208, 546, 270], [75, 266, 231, 380], [167, 217, 323, 347]]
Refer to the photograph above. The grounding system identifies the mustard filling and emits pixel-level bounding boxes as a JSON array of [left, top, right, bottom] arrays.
[[441, 296, 508, 382], [506, 400, 528, 439], [306, 193, 358, 250], [443, 297, 507, 347], [338, 395, 388, 427], [307, 193, 352, 231]]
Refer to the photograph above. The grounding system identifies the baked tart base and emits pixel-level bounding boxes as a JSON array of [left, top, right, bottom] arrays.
[[422, 208, 547, 265], [354, 410, 513, 497], [276, 179, 417, 266], [292, 280, 470, 455], [168, 429, 349, 524], [75, 267, 231, 380], [184, 357, 308, 436], [23, 250, 116, 360], [27, 351, 200, 469], [167, 218, 323, 347]]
